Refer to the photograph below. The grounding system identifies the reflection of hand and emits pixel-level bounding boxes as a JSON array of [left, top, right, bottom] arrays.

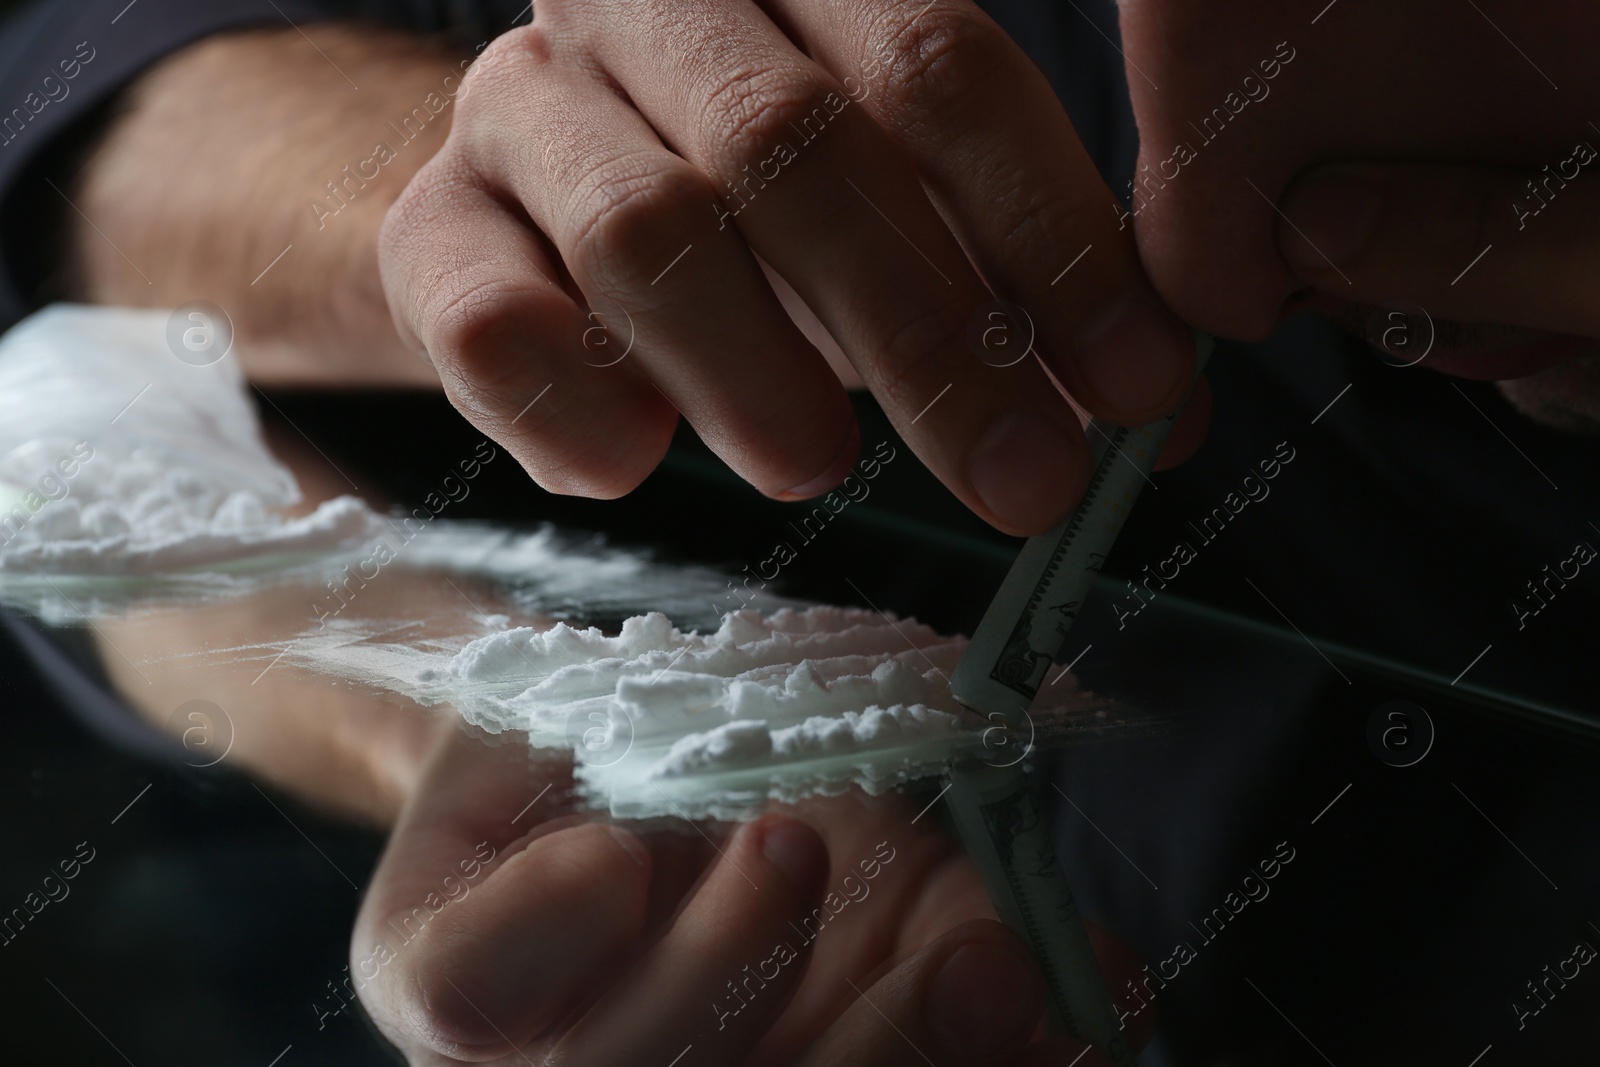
[[354, 732, 1145, 1065], [379, 0, 1200, 536], [1275, 162, 1600, 419], [90, 576, 460, 825]]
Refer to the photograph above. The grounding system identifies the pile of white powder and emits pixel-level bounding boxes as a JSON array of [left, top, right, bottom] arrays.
[[0, 304, 386, 576], [414, 605, 982, 819]]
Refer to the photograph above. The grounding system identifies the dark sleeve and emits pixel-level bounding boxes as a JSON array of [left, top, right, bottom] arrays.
[[1, 609, 185, 765], [0, 0, 533, 330], [0, 0, 337, 327]]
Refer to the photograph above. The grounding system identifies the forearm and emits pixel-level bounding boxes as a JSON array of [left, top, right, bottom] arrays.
[[70, 24, 466, 387]]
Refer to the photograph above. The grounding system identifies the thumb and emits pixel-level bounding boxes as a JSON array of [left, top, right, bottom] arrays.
[[1274, 155, 1600, 337]]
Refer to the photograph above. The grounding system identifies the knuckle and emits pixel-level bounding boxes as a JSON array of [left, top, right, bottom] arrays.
[[463, 24, 556, 101], [702, 65, 838, 171], [377, 159, 487, 339], [379, 158, 465, 263], [549, 823, 649, 894], [391, 824, 651, 1053], [874, 301, 971, 409], [567, 164, 709, 293], [425, 276, 544, 406], [995, 186, 1101, 270], [690, 385, 852, 493], [523, 0, 577, 33], [688, 397, 784, 478], [866, 3, 1006, 125]]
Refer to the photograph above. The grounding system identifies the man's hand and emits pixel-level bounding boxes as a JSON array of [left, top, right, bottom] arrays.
[[1275, 160, 1600, 428], [1110, 0, 1600, 379], [1276, 159, 1600, 342], [379, 0, 1199, 535], [353, 731, 1147, 1065]]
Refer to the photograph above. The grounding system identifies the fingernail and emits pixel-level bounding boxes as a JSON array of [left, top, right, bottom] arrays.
[[775, 421, 860, 501], [604, 825, 651, 870], [758, 817, 828, 896], [968, 411, 1082, 534], [1075, 293, 1194, 416], [1279, 170, 1384, 272], [928, 940, 1043, 1057]]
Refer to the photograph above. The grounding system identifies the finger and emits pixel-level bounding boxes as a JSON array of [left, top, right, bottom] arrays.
[[765, 0, 1198, 424], [1276, 160, 1600, 336], [457, 32, 862, 499], [400, 823, 653, 1059], [792, 918, 1045, 1067], [551, 815, 830, 1066], [556, 0, 1096, 535], [1044, 365, 1210, 472], [379, 149, 679, 498], [353, 738, 653, 1059]]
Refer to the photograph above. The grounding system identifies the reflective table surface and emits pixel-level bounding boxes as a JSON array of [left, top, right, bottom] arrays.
[[3, 359, 1597, 1066]]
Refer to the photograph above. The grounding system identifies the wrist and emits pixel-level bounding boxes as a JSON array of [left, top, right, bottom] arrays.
[[70, 24, 464, 386]]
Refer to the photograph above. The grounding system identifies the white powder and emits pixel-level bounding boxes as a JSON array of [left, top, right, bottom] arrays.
[[415, 605, 983, 819], [0, 305, 386, 579]]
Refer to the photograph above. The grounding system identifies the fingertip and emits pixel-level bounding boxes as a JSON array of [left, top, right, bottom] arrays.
[[924, 919, 1046, 1060], [513, 385, 678, 499], [771, 419, 861, 501], [967, 411, 1087, 536], [752, 814, 830, 899], [1070, 292, 1197, 424], [400, 821, 654, 1057]]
